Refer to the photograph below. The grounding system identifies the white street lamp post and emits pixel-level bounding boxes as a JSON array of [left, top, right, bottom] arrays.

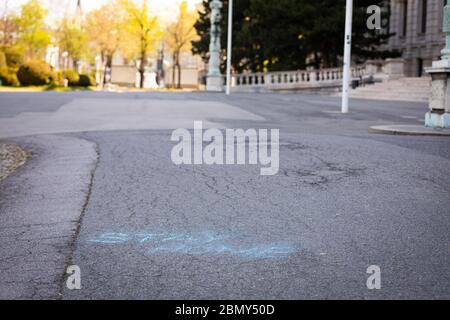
[[225, 0, 233, 95], [341, 0, 353, 113]]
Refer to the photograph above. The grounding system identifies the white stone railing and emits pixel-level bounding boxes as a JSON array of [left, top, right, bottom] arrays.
[[226, 65, 367, 92]]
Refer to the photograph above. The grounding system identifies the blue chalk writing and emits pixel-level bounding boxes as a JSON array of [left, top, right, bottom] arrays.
[[88, 231, 297, 259]]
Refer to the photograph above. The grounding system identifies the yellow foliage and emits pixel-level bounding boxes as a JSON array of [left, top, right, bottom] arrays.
[[166, 1, 198, 54], [85, 1, 126, 60], [119, 0, 162, 61]]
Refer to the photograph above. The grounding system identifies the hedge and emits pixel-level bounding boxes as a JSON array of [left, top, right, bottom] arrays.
[[0, 67, 20, 86], [78, 74, 95, 87], [50, 71, 65, 86], [17, 60, 53, 86], [1, 46, 24, 69], [64, 70, 80, 86], [0, 52, 6, 68]]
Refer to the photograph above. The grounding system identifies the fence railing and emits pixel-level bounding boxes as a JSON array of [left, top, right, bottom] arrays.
[[225, 65, 367, 91]]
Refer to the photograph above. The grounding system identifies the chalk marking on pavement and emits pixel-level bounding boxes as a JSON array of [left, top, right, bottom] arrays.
[[88, 231, 296, 259]]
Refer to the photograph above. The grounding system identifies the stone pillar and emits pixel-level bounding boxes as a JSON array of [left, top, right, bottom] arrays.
[[365, 60, 380, 76], [206, 0, 223, 92], [383, 58, 405, 80], [425, 4, 450, 128]]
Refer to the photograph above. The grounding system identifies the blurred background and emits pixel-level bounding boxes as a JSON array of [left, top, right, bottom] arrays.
[[0, 0, 446, 93]]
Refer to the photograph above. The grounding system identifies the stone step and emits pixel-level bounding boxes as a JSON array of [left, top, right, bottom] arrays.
[[351, 89, 430, 95], [349, 93, 428, 99], [400, 77, 431, 81], [352, 90, 430, 96], [349, 95, 428, 102], [347, 77, 430, 102], [355, 84, 430, 89], [349, 94, 429, 102], [350, 92, 429, 97], [351, 90, 429, 96], [358, 84, 430, 89]]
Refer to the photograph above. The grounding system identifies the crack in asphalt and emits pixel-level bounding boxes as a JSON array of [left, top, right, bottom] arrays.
[[57, 142, 100, 300]]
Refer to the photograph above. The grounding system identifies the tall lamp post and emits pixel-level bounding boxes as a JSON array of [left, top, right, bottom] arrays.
[[341, 0, 353, 113], [225, 0, 233, 95], [424, 2, 450, 128], [206, 0, 223, 91]]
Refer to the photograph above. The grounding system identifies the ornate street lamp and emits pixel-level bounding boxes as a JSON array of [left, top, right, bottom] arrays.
[[424, 3, 450, 128], [206, 0, 223, 92]]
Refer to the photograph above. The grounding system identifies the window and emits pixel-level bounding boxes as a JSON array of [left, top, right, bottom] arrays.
[[419, 0, 427, 34], [401, 0, 408, 36], [417, 58, 423, 77]]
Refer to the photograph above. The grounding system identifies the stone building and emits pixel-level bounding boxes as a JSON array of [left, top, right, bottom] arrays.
[[387, 0, 447, 77]]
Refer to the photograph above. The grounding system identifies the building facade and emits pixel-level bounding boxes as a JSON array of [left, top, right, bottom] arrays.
[[387, 0, 446, 77]]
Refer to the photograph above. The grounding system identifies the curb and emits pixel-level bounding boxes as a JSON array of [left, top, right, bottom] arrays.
[[369, 125, 450, 136]]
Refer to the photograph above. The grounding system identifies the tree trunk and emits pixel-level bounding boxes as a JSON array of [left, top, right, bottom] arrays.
[[102, 54, 113, 86], [171, 52, 176, 89], [176, 62, 181, 89], [139, 32, 147, 89], [171, 66, 176, 89], [313, 51, 320, 69], [139, 70, 145, 89], [172, 50, 181, 89], [139, 53, 146, 89], [176, 50, 181, 89]]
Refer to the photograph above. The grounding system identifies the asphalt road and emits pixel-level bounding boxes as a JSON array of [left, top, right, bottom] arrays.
[[0, 91, 449, 299]]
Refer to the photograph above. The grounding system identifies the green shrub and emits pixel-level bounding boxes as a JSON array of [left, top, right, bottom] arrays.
[[0, 52, 6, 68], [17, 60, 53, 86], [50, 71, 64, 86], [78, 74, 95, 87], [63, 70, 80, 86], [1, 46, 24, 68], [0, 67, 20, 86]]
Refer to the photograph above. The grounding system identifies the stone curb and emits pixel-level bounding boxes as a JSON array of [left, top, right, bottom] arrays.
[[369, 125, 450, 136]]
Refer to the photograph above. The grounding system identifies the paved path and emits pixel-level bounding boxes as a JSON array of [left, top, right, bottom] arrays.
[[0, 135, 97, 299], [0, 98, 263, 138], [0, 92, 449, 299]]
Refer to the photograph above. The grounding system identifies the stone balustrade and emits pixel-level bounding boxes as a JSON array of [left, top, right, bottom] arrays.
[[226, 66, 368, 92]]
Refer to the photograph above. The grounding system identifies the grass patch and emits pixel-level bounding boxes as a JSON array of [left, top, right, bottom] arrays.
[[0, 85, 95, 92], [45, 85, 94, 92]]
